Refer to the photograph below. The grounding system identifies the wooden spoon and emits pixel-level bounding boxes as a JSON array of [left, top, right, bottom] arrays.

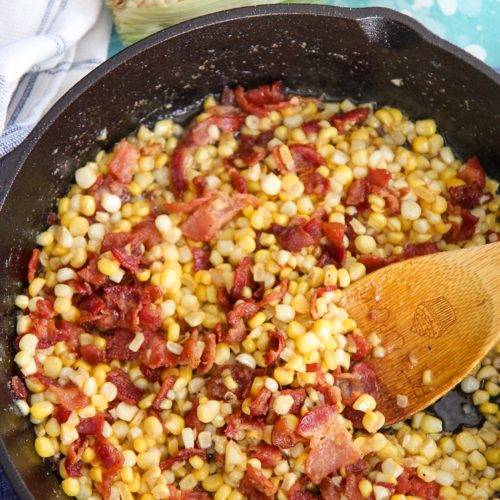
[[338, 241, 500, 425]]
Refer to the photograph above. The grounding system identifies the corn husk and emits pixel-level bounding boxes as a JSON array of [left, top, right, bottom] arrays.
[[108, 0, 322, 46]]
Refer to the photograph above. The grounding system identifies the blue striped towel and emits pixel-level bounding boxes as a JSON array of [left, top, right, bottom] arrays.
[[0, 0, 112, 157]]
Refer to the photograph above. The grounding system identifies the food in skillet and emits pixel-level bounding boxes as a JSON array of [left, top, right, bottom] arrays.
[[10, 82, 500, 499]]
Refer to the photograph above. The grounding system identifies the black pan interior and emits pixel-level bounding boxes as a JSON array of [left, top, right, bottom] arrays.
[[0, 5, 499, 499]]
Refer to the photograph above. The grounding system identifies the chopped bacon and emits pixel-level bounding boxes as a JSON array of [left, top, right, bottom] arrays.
[[191, 247, 211, 271], [53, 406, 72, 424], [248, 444, 283, 468], [271, 417, 303, 449], [198, 333, 216, 375], [396, 467, 440, 499], [289, 478, 321, 500], [278, 388, 306, 415], [300, 170, 330, 196], [139, 331, 178, 369], [108, 139, 139, 184], [160, 449, 206, 471], [230, 169, 248, 193], [449, 184, 487, 209], [235, 81, 292, 117], [302, 120, 321, 134], [95, 436, 124, 499], [345, 179, 370, 206], [297, 405, 338, 438], [9, 376, 28, 400], [315, 375, 342, 406], [334, 362, 379, 405], [271, 220, 315, 252], [207, 363, 256, 401], [367, 168, 391, 188], [132, 220, 162, 250], [27, 248, 41, 283], [342, 406, 365, 429], [322, 222, 346, 266], [35, 299, 55, 319], [310, 286, 337, 320], [51, 383, 90, 410], [331, 107, 370, 135], [165, 196, 212, 214], [249, 387, 273, 417], [65, 439, 86, 478], [370, 185, 401, 215], [348, 333, 372, 361], [78, 255, 107, 287], [106, 369, 144, 405], [445, 207, 479, 243], [289, 144, 325, 172], [193, 175, 208, 196], [402, 242, 439, 259], [140, 364, 162, 383], [357, 254, 389, 272], [152, 375, 176, 412], [231, 256, 254, 300], [80, 344, 107, 365], [304, 411, 360, 484], [342, 474, 364, 500], [101, 231, 134, 253], [175, 191, 259, 242], [185, 398, 203, 432], [457, 156, 486, 189], [264, 329, 285, 366], [319, 477, 343, 500], [179, 330, 204, 369], [236, 131, 274, 166], [77, 414, 106, 436], [106, 329, 136, 361], [225, 410, 265, 439], [170, 148, 191, 199], [240, 464, 277, 500]]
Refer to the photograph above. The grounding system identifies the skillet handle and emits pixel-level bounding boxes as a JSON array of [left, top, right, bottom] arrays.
[[0, 146, 22, 206]]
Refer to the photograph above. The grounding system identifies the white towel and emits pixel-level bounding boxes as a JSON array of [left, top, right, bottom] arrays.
[[0, 0, 112, 157]]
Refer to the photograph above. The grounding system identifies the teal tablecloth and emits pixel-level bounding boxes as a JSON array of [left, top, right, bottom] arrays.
[[109, 0, 500, 70]]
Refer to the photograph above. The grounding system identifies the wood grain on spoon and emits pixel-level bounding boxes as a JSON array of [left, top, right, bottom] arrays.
[[338, 241, 500, 425]]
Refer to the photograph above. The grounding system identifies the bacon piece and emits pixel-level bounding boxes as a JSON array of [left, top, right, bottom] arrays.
[[445, 207, 479, 243], [198, 333, 216, 375], [106, 369, 144, 405], [140, 364, 162, 383], [248, 444, 283, 468], [236, 131, 274, 166], [300, 170, 330, 196], [357, 254, 389, 272], [185, 398, 203, 432], [65, 439, 86, 478], [95, 436, 124, 499], [396, 467, 440, 499], [331, 107, 370, 135], [101, 231, 134, 252], [334, 362, 379, 405], [51, 383, 90, 410], [80, 344, 107, 366], [106, 329, 136, 361], [271, 220, 315, 252], [231, 256, 254, 300], [152, 375, 176, 412], [240, 464, 277, 500], [27, 248, 41, 283], [179, 330, 204, 369], [322, 222, 346, 266], [160, 449, 206, 471], [235, 81, 292, 117], [230, 169, 248, 193], [35, 299, 55, 318], [191, 247, 211, 271], [302, 120, 321, 134], [458, 156, 486, 189], [132, 220, 162, 250], [367, 168, 391, 187], [348, 333, 372, 361], [297, 405, 338, 438], [165, 195, 213, 214], [342, 474, 364, 500], [310, 286, 337, 320], [178, 191, 259, 242], [206, 363, 256, 401], [289, 478, 321, 500], [170, 148, 191, 199], [77, 414, 106, 436], [249, 387, 273, 417], [9, 376, 28, 400], [342, 406, 365, 429], [193, 175, 208, 196], [289, 144, 325, 171], [319, 477, 343, 500], [225, 410, 265, 439], [264, 329, 285, 366], [278, 388, 306, 415], [345, 179, 370, 206], [53, 406, 72, 424], [402, 242, 439, 259], [370, 185, 401, 215], [305, 413, 361, 484], [139, 331, 178, 369], [108, 140, 139, 184], [78, 255, 107, 287], [449, 184, 487, 209], [271, 417, 303, 449]]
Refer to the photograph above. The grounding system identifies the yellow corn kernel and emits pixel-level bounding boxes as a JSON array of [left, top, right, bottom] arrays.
[[202, 474, 224, 493], [35, 436, 55, 458], [415, 119, 437, 137], [164, 414, 185, 435], [447, 178, 465, 189], [28, 277, 46, 297], [90, 466, 103, 483], [412, 136, 429, 154], [61, 478, 80, 497], [375, 108, 393, 127], [214, 485, 232, 500], [358, 479, 373, 498], [97, 256, 120, 276]]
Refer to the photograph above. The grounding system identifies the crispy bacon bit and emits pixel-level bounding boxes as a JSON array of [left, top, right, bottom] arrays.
[[248, 444, 283, 468], [108, 140, 139, 184], [160, 449, 206, 471], [322, 222, 346, 266], [264, 329, 286, 366], [367, 168, 391, 187], [179, 330, 204, 369], [345, 179, 370, 206], [297, 405, 338, 438], [231, 256, 254, 300], [52, 405, 71, 424], [230, 169, 248, 193], [445, 207, 479, 243], [78, 255, 107, 287], [185, 398, 204, 432], [289, 144, 325, 172], [249, 387, 273, 417], [343, 406, 365, 429], [402, 242, 439, 259], [139, 331, 178, 369], [396, 467, 440, 499], [207, 363, 256, 401], [27, 248, 41, 283], [106, 369, 144, 405], [449, 185, 487, 209], [236, 131, 274, 166], [271, 417, 303, 450], [271, 219, 315, 252], [300, 170, 330, 196], [140, 364, 162, 383], [170, 191, 259, 242], [370, 185, 401, 215], [225, 410, 265, 439], [77, 414, 106, 436], [51, 383, 90, 410], [193, 175, 208, 196], [334, 362, 379, 405], [357, 254, 389, 272], [278, 388, 306, 415], [289, 478, 321, 500], [94, 436, 124, 499], [65, 439, 86, 478], [106, 329, 135, 360], [235, 81, 292, 117], [302, 120, 321, 134], [152, 375, 176, 412], [310, 286, 337, 320], [458, 156, 486, 189], [198, 333, 216, 375], [9, 376, 28, 400], [80, 344, 107, 366], [240, 464, 277, 500], [331, 107, 370, 135], [348, 333, 372, 361], [191, 247, 211, 271], [132, 220, 162, 250]]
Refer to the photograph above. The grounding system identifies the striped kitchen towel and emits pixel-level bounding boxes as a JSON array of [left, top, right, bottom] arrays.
[[0, 0, 112, 157]]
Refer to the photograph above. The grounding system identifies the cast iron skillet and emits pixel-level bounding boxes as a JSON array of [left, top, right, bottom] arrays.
[[0, 5, 499, 499]]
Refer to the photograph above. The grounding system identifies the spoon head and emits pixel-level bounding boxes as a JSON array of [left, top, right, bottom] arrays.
[[339, 255, 498, 425]]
